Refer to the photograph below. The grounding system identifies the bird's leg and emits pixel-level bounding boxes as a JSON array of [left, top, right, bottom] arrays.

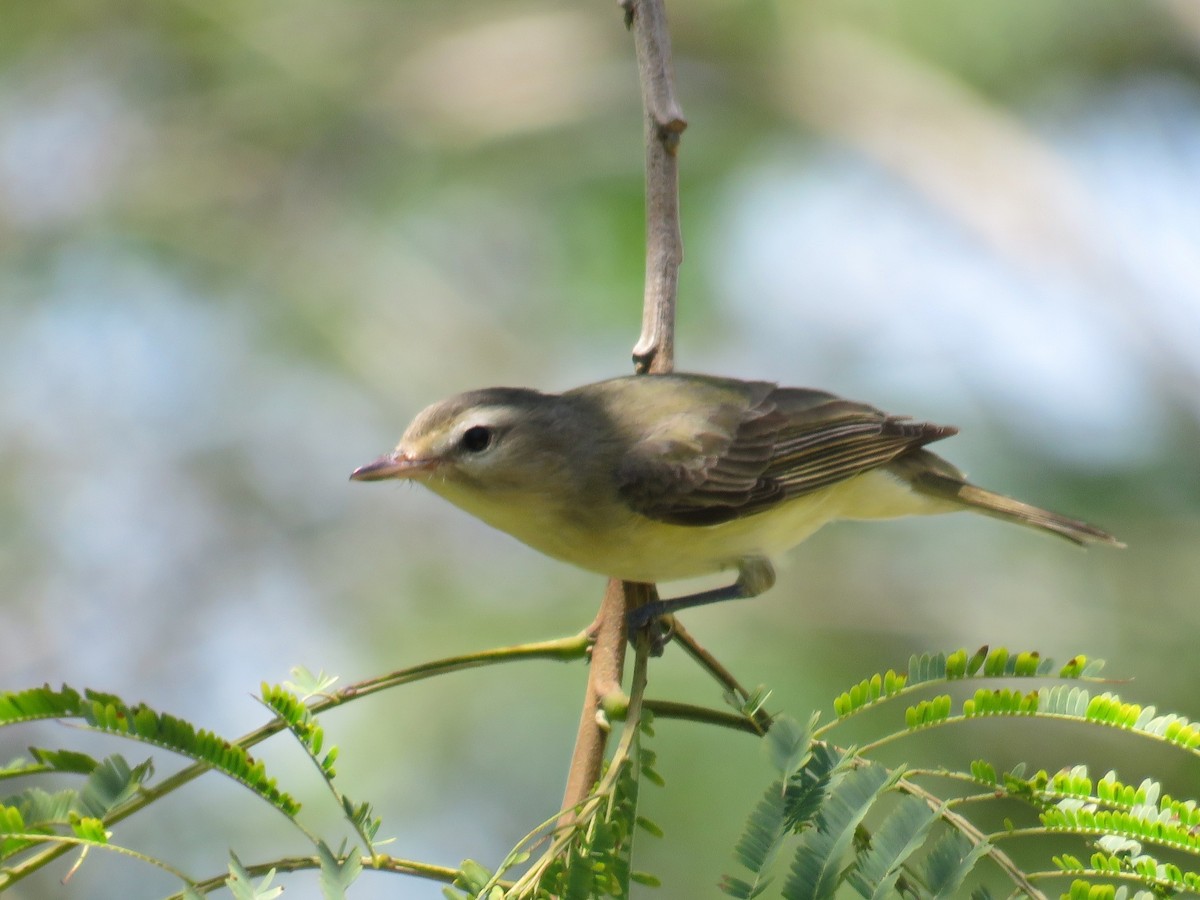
[[626, 557, 776, 633]]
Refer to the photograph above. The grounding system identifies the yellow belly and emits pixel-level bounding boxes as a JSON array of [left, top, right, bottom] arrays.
[[435, 468, 958, 585]]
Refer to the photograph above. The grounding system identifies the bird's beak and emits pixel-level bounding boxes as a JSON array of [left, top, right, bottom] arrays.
[[349, 452, 438, 482]]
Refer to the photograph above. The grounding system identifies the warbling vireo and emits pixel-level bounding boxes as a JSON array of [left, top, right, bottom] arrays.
[[351, 373, 1121, 626]]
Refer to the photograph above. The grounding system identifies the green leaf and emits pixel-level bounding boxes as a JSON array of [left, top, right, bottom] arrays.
[[562, 846, 595, 900], [68, 815, 108, 843], [846, 795, 938, 899], [3, 787, 75, 830], [781, 763, 896, 900], [0, 685, 84, 724], [965, 646, 989, 676], [906, 695, 953, 728], [282, 665, 339, 701], [636, 815, 663, 838], [982, 647, 1009, 677], [1, 684, 303, 818], [907, 652, 948, 686], [834, 671, 905, 718], [317, 840, 363, 900], [227, 853, 283, 900], [719, 875, 758, 898], [784, 743, 846, 833], [724, 742, 846, 898], [26, 748, 101, 774], [969, 760, 996, 786], [76, 755, 152, 818], [920, 829, 992, 898], [724, 780, 787, 897], [767, 715, 815, 781], [453, 859, 493, 892]]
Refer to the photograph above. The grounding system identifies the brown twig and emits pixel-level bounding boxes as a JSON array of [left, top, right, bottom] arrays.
[[669, 618, 774, 734], [625, 0, 687, 376], [559, 579, 643, 821], [559, 0, 686, 818]]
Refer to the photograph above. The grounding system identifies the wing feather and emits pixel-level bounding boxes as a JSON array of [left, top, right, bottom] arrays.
[[617, 384, 956, 526]]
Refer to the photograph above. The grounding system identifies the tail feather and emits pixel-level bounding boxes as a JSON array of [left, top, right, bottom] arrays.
[[895, 450, 1124, 548], [943, 481, 1124, 547]]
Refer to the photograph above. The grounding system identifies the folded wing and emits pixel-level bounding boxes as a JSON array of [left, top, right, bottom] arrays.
[[617, 385, 957, 526]]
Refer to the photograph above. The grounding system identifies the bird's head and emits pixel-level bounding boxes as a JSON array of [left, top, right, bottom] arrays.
[[350, 387, 594, 499]]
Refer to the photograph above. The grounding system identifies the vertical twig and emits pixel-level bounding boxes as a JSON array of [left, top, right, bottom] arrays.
[[559, 579, 633, 820], [627, 0, 687, 376], [559, 0, 687, 818]]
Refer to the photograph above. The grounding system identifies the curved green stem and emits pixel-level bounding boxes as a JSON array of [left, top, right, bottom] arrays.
[[856, 710, 1200, 759], [642, 699, 762, 734], [1022, 867, 1191, 894], [168, 853, 467, 899], [0, 833, 195, 892]]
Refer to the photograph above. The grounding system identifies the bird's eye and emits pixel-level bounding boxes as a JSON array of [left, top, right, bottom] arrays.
[[460, 425, 494, 453]]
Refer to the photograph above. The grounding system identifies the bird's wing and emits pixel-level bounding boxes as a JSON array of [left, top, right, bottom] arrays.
[[617, 386, 957, 526]]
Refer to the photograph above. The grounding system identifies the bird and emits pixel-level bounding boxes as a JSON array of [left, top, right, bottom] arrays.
[[350, 373, 1122, 627]]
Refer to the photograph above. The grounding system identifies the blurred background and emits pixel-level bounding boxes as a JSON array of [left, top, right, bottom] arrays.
[[2, 0, 1198, 896]]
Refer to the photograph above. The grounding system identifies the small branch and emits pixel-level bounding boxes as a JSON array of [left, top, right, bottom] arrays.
[[559, 580, 646, 821], [642, 699, 762, 734], [169, 854, 464, 899], [624, 0, 687, 375], [670, 618, 773, 734]]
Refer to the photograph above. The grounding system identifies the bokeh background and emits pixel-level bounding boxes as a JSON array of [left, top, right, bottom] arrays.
[[2, 0, 1198, 897]]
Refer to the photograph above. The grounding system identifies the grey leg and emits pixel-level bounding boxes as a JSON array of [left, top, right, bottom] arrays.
[[627, 557, 776, 632]]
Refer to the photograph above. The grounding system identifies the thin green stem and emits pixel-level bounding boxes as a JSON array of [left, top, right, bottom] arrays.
[[992, 824, 1200, 857], [1023, 867, 1189, 893], [0, 833, 195, 892], [169, 853, 468, 898], [856, 710, 1200, 759], [642, 698, 761, 734]]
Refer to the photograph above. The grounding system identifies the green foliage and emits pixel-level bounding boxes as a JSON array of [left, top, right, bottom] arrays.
[[721, 647, 1200, 899], [833, 671, 906, 719], [838, 646, 1103, 725], [0, 684, 299, 817], [443, 702, 662, 900], [0, 674, 378, 897], [919, 830, 992, 898], [77, 756, 154, 819], [0, 753, 151, 862], [5, 643, 1200, 900], [781, 764, 898, 900], [317, 840, 364, 900], [260, 678, 380, 854], [227, 854, 283, 900], [844, 794, 938, 898], [536, 731, 652, 898], [720, 716, 839, 899]]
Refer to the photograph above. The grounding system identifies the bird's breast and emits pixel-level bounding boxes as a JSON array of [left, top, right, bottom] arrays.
[[424, 468, 948, 585]]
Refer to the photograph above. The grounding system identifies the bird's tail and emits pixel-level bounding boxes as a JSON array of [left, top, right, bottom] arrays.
[[896, 451, 1124, 547]]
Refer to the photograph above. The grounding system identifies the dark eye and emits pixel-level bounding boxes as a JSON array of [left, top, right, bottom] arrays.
[[460, 425, 494, 453]]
